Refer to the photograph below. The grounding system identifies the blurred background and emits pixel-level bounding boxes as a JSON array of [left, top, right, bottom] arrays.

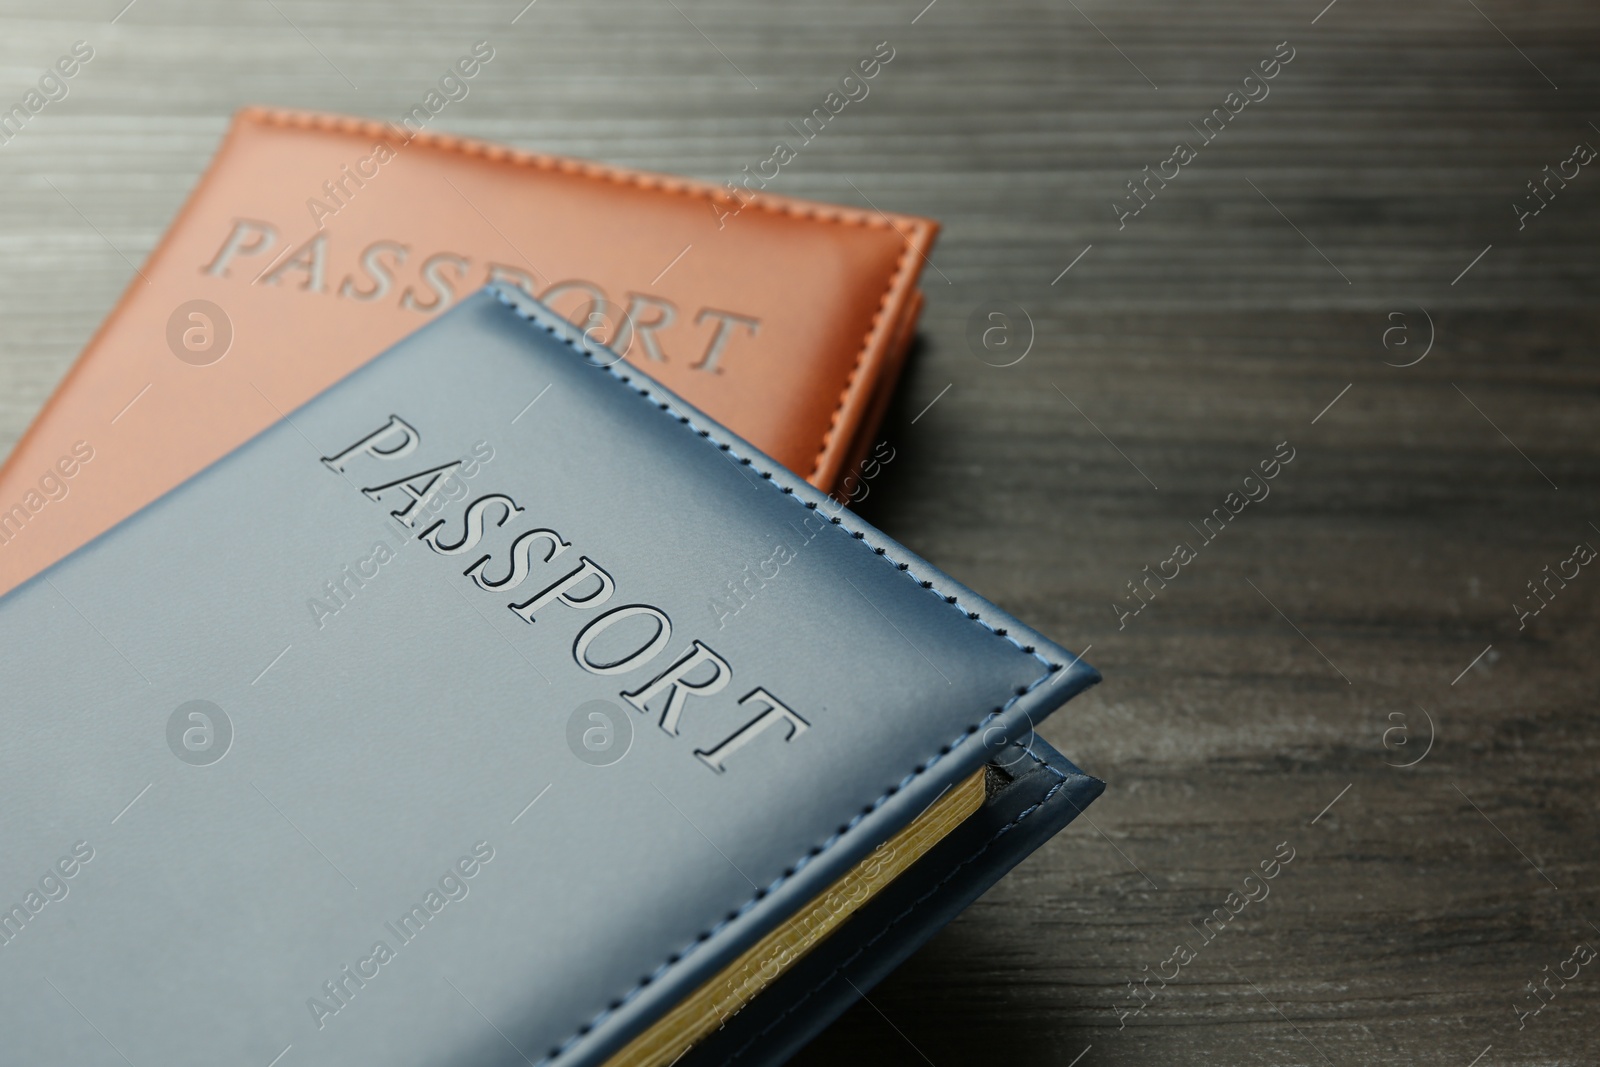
[[1, 1, 1596, 1064]]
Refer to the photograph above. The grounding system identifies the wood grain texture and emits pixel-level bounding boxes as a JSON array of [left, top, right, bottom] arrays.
[[1, 1, 1596, 1064]]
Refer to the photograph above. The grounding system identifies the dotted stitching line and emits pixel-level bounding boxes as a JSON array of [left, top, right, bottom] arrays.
[[241, 107, 931, 486], [488, 288, 1058, 1066], [721, 746, 1076, 1065], [807, 236, 916, 481]]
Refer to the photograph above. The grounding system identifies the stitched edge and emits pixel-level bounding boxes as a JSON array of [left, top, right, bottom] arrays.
[[487, 287, 1060, 1065], [808, 236, 917, 484], [720, 746, 1079, 1065], [239, 107, 933, 488]]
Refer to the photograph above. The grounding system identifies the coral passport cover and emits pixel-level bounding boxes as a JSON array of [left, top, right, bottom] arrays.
[[0, 106, 937, 597], [0, 287, 1098, 1067]]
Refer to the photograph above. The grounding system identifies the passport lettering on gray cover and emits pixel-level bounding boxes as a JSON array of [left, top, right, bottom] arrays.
[[0, 287, 1097, 1067]]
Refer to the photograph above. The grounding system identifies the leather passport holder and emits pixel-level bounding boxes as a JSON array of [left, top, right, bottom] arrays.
[[0, 287, 1097, 1067], [0, 106, 937, 597]]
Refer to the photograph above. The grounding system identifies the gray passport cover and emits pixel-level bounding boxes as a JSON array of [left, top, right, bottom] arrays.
[[0, 287, 1098, 1066]]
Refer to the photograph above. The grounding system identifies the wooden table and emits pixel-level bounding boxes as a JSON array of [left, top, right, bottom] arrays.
[[1, 1, 1595, 1063]]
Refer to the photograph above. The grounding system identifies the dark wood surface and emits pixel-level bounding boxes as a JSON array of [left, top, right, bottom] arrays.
[[2, 1, 1597, 1064]]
